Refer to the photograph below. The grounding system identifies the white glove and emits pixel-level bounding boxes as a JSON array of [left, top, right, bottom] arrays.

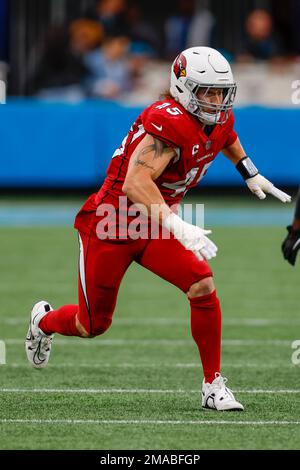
[[163, 212, 218, 261], [246, 174, 291, 203]]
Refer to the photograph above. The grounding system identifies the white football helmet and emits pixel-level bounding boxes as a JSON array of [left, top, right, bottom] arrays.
[[170, 46, 236, 125]]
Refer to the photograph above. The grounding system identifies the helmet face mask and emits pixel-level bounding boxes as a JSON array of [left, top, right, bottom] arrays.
[[170, 47, 237, 125], [185, 79, 237, 125]]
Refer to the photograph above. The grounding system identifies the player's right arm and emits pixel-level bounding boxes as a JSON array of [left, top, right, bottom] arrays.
[[122, 133, 176, 224], [122, 133, 217, 260]]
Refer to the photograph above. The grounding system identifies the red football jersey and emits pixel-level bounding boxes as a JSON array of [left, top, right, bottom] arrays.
[[75, 98, 237, 237], [95, 97, 237, 208]]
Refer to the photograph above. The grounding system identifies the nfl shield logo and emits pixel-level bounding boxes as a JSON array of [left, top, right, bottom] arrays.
[[205, 141, 211, 150]]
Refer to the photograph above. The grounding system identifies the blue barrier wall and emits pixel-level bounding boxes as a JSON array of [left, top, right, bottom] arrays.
[[0, 100, 299, 188]]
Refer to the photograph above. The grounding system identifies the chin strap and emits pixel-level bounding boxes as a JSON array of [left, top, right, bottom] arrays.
[[199, 110, 221, 125]]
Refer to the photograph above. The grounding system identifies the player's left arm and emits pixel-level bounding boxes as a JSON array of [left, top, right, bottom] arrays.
[[222, 137, 291, 203]]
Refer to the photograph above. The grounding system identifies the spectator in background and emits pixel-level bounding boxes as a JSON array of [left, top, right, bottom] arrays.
[[28, 25, 90, 101], [126, 3, 160, 57], [165, 0, 215, 58], [186, 1, 215, 49], [84, 34, 131, 99], [70, 19, 104, 55], [164, 0, 196, 58], [124, 3, 158, 90], [126, 41, 154, 98], [86, 0, 128, 37], [237, 9, 282, 62]]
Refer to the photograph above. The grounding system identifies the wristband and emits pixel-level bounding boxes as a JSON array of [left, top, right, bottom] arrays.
[[236, 157, 259, 180]]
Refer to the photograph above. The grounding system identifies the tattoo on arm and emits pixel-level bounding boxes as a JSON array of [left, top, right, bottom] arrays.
[[136, 137, 170, 162], [152, 138, 169, 159], [134, 157, 155, 171], [133, 136, 174, 170]]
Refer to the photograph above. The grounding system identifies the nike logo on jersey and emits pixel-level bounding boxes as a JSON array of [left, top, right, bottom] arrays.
[[151, 122, 163, 132]]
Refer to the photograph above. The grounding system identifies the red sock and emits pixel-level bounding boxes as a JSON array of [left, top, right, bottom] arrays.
[[189, 289, 221, 384], [39, 305, 81, 337]]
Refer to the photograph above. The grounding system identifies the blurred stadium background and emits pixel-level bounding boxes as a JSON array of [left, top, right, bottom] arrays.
[[0, 0, 300, 451]]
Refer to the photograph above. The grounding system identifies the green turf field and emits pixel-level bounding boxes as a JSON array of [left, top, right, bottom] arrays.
[[0, 196, 300, 450]]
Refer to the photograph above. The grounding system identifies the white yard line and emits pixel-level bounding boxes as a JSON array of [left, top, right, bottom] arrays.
[[0, 388, 299, 394], [5, 362, 291, 369], [3, 339, 293, 346], [0, 418, 300, 426], [2, 317, 300, 326]]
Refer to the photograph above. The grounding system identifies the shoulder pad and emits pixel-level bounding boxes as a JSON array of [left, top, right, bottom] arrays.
[[141, 100, 189, 148]]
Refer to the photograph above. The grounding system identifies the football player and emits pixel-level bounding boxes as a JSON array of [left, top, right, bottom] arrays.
[[282, 187, 300, 266], [26, 47, 291, 411]]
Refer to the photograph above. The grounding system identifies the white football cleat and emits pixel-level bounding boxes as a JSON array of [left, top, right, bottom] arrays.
[[25, 301, 54, 369], [202, 373, 244, 411]]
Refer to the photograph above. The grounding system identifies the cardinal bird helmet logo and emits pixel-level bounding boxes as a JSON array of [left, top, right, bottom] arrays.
[[173, 53, 187, 79]]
